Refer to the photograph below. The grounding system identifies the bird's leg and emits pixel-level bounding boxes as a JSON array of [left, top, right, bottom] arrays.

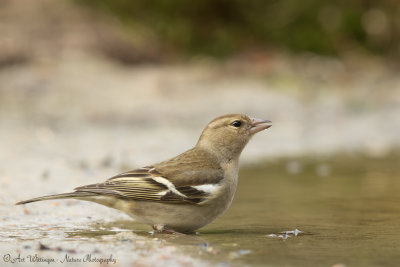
[[152, 224, 186, 235], [161, 228, 186, 235], [152, 223, 165, 232]]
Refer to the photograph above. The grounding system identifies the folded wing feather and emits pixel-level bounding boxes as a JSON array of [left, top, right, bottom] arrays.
[[74, 166, 215, 204]]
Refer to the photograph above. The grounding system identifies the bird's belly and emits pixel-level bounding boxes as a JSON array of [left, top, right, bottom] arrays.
[[119, 200, 227, 232]]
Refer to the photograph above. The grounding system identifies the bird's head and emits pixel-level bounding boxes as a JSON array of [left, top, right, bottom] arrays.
[[197, 114, 272, 161]]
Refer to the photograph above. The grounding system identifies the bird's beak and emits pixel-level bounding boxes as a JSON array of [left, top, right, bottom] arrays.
[[250, 118, 272, 134]]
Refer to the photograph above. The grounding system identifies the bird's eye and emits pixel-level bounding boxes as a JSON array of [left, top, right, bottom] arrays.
[[231, 120, 242, 127]]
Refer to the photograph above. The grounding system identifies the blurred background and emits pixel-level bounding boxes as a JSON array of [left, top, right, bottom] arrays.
[[1, 1, 400, 266], [1, 0, 400, 210], [1, 0, 399, 166]]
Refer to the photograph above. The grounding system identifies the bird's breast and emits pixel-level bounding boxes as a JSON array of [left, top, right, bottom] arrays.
[[212, 160, 239, 209]]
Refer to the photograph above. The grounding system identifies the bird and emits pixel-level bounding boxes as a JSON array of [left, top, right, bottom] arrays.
[[16, 114, 271, 233]]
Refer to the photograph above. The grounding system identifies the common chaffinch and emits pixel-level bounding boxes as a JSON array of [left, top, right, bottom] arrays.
[[17, 114, 271, 233]]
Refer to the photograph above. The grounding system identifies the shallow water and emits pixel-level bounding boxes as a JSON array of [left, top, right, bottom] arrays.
[[200, 154, 400, 266], [2, 154, 400, 266]]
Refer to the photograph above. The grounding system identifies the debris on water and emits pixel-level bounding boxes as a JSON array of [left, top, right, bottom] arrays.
[[267, 229, 303, 239], [267, 233, 290, 240], [280, 229, 302, 236]]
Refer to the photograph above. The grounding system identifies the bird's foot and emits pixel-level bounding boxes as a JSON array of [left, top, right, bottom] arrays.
[[152, 224, 186, 235]]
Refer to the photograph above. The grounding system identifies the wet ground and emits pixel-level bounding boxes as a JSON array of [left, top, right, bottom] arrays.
[[2, 153, 400, 266]]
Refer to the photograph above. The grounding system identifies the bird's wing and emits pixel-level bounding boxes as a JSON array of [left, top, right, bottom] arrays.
[[74, 163, 223, 205]]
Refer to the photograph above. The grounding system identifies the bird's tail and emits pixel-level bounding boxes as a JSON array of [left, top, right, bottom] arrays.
[[16, 191, 96, 205]]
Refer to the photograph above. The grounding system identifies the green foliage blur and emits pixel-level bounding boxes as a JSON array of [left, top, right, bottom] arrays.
[[77, 0, 399, 58]]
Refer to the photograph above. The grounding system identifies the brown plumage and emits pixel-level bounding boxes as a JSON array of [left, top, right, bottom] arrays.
[[16, 114, 271, 233]]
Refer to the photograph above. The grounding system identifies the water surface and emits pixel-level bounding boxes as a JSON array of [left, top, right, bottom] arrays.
[[3, 154, 400, 266], [199, 154, 400, 266]]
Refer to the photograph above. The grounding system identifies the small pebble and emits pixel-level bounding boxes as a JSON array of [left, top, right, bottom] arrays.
[[39, 243, 50, 250]]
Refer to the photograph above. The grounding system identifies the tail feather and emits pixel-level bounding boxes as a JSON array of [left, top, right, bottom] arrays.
[[16, 191, 97, 205]]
